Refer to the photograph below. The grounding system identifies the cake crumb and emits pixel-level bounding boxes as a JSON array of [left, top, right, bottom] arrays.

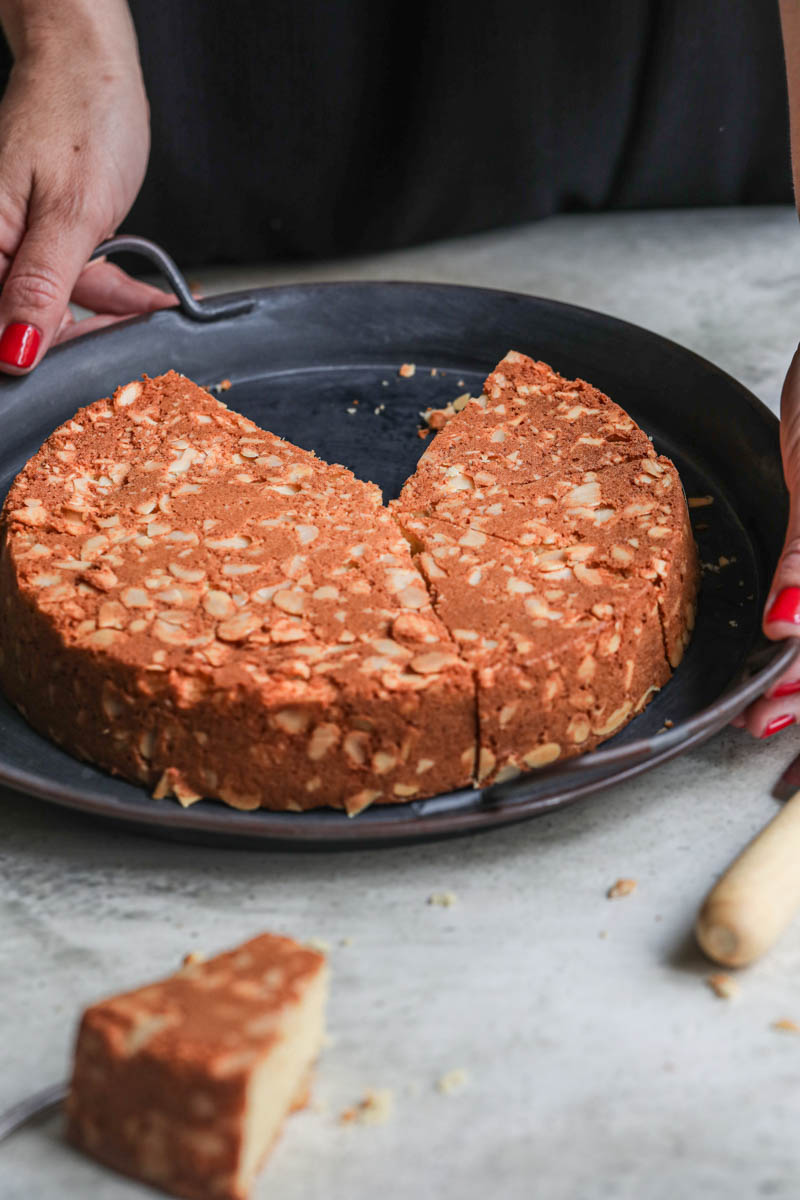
[[688, 495, 714, 508], [418, 428, 431, 439], [607, 878, 637, 899], [341, 1089, 394, 1125], [772, 1018, 800, 1034], [216, 378, 232, 392], [399, 363, 416, 378], [664, 719, 674, 728], [707, 973, 739, 999], [422, 393, 475, 432], [428, 890, 457, 907], [436, 1068, 469, 1095], [346, 407, 357, 415]]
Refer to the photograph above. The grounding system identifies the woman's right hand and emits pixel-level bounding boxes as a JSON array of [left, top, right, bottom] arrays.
[[0, 0, 173, 374]]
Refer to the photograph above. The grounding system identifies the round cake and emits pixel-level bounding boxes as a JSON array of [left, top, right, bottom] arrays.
[[0, 352, 698, 813]]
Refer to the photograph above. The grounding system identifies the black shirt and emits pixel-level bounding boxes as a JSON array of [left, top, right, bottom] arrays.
[[10, 1, 795, 266]]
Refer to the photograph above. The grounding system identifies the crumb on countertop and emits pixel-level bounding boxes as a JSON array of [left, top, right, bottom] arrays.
[[436, 1068, 469, 1095], [688, 495, 714, 508], [341, 1089, 394, 1125], [707, 973, 739, 1000], [607, 878, 637, 899], [427, 890, 457, 908], [772, 1018, 800, 1034], [399, 363, 416, 378]]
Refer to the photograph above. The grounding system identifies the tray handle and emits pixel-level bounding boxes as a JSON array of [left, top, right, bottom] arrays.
[[91, 235, 254, 323]]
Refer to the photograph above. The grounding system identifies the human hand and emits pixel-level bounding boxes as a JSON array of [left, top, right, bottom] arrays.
[[734, 344, 800, 737], [0, 4, 173, 374]]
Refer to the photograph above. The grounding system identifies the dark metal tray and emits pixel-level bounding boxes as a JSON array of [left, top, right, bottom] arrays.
[[0, 237, 794, 847]]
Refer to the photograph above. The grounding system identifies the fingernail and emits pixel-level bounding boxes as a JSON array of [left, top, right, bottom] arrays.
[[771, 680, 800, 698], [0, 322, 41, 368], [765, 587, 800, 626], [761, 714, 797, 738]]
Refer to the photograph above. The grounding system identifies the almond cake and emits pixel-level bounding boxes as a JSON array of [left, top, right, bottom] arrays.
[[0, 352, 698, 811]]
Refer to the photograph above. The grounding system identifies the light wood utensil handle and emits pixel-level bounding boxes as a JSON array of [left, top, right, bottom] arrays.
[[695, 789, 800, 967]]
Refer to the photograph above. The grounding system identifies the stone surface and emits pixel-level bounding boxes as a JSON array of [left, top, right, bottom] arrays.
[[3, 207, 800, 1199]]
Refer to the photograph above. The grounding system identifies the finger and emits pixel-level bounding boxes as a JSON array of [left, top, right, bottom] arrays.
[[764, 346, 800, 635], [763, 501, 800, 638], [0, 209, 99, 374], [71, 260, 175, 316], [54, 311, 138, 345], [56, 306, 75, 338], [734, 690, 800, 739]]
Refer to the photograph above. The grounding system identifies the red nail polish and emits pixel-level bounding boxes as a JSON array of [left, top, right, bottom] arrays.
[[765, 587, 800, 626], [771, 680, 800, 698], [0, 322, 40, 368], [761, 714, 797, 738]]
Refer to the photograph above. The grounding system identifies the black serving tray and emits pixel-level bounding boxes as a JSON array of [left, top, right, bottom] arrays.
[[0, 237, 794, 847]]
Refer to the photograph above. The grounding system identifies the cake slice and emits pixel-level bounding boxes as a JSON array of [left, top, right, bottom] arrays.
[[0, 371, 476, 811], [399, 351, 655, 507], [66, 934, 328, 1200], [396, 454, 699, 669], [402, 515, 671, 782]]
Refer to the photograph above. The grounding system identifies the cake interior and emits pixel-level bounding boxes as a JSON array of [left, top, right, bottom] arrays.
[[237, 963, 328, 1191]]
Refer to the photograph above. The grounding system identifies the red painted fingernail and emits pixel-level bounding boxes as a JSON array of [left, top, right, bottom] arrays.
[[771, 680, 800, 698], [761, 714, 797, 738], [765, 587, 800, 626], [0, 322, 40, 368]]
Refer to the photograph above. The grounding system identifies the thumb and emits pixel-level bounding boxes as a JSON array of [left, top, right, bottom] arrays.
[[0, 206, 100, 374]]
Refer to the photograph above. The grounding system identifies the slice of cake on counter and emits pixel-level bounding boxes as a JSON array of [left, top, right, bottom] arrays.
[[66, 933, 328, 1200]]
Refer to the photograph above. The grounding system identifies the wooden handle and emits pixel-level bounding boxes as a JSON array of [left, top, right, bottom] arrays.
[[695, 788, 800, 967]]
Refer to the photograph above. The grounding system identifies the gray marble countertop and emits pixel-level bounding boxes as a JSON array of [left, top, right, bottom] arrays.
[[3, 207, 800, 1200]]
